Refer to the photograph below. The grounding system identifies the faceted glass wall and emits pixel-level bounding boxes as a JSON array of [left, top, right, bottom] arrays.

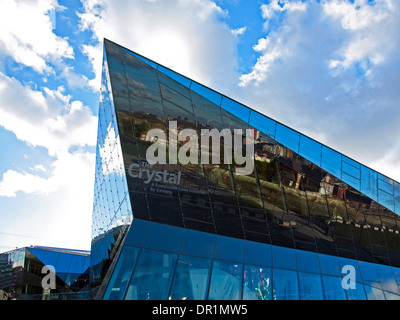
[[120, 44, 400, 216], [103, 220, 400, 300], [0, 247, 90, 296], [102, 39, 400, 270], [90, 47, 133, 286]]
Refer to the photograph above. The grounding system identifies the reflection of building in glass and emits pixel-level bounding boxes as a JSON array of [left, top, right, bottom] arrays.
[[0, 246, 90, 299], [90, 39, 400, 300]]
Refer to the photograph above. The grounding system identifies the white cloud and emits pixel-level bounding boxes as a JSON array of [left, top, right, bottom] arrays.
[[78, 0, 242, 92], [0, 0, 74, 74], [0, 169, 57, 197], [238, 0, 400, 182], [0, 72, 97, 197], [0, 72, 97, 157], [323, 0, 398, 72], [261, 0, 307, 19], [231, 26, 247, 37]]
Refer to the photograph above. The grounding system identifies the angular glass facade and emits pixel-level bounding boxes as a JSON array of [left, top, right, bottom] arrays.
[[0, 246, 90, 298], [90, 39, 400, 300]]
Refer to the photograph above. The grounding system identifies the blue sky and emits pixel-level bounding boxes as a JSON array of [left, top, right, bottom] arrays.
[[0, 0, 399, 252]]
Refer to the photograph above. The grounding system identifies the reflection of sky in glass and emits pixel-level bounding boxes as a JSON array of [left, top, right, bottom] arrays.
[[109, 39, 399, 214]]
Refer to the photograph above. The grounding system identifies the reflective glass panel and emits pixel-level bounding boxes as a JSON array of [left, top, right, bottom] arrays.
[[321, 146, 342, 179], [180, 229, 216, 259], [220, 97, 250, 123], [344, 282, 367, 300], [296, 250, 320, 274], [143, 222, 184, 252], [275, 124, 300, 154], [364, 285, 385, 300], [322, 275, 346, 300], [244, 241, 272, 267], [383, 291, 400, 300], [394, 182, 400, 214], [273, 268, 299, 300], [124, 219, 150, 247], [243, 265, 273, 300], [104, 246, 140, 300], [249, 111, 276, 138], [191, 82, 222, 106], [298, 135, 321, 167], [358, 261, 381, 287], [272, 245, 297, 270], [215, 236, 244, 262], [169, 255, 212, 300], [208, 260, 243, 300], [375, 264, 399, 294], [124, 249, 177, 300], [158, 66, 191, 90], [298, 272, 324, 300]]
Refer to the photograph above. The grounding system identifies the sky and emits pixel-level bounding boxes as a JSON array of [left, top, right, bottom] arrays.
[[0, 0, 399, 252]]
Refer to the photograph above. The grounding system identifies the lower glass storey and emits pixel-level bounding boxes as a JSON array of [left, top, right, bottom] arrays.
[[102, 219, 400, 300]]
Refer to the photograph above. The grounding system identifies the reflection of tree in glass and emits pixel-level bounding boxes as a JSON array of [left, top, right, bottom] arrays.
[[137, 120, 150, 133]]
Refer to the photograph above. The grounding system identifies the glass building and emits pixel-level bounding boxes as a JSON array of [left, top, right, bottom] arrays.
[[90, 39, 400, 300], [0, 246, 90, 299]]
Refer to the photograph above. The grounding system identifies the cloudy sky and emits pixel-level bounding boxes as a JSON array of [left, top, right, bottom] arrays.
[[0, 0, 399, 252]]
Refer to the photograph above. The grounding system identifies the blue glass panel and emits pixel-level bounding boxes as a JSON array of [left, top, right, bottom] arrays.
[[273, 268, 299, 300], [208, 260, 243, 300], [339, 257, 362, 283], [296, 250, 320, 274], [54, 252, 72, 273], [342, 172, 360, 190], [124, 219, 150, 247], [298, 272, 324, 300], [378, 189, 395, 212], [364, 285, 385, 300], [68, 255, 87, 274], [298, 135, 322, 167], [169, 255, 212, 300], [248, 111, 276, 139], [392, 267, 400, 285], [394, 182, 400, 214], [243, 265, 272, 300], [321, 146, 342, 179], [121, 47, 159, 69], [375, 264, 399, 294], [378, 174, 394, 195], [275, 123, 300, 154], [358, 261, 380, 287], [322, 275, 346, 300], [342, 156, 360, 178], [158, 65, 191, 89], [104, 246, 140, 300], [220, 97, 250, 123], [360, 165, 378, 203], [214, 236, 244, 262], [190, 82, 222, 106], [383, 291, 400, 300], [180, 229, 216, 259], [124, 249, 177, 300], [143, 222, 183, 253], [244, 241, 271, 267], [29, 249, 59, 268], [272, 246, 296, 270], [345, 282, 367, 300]]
